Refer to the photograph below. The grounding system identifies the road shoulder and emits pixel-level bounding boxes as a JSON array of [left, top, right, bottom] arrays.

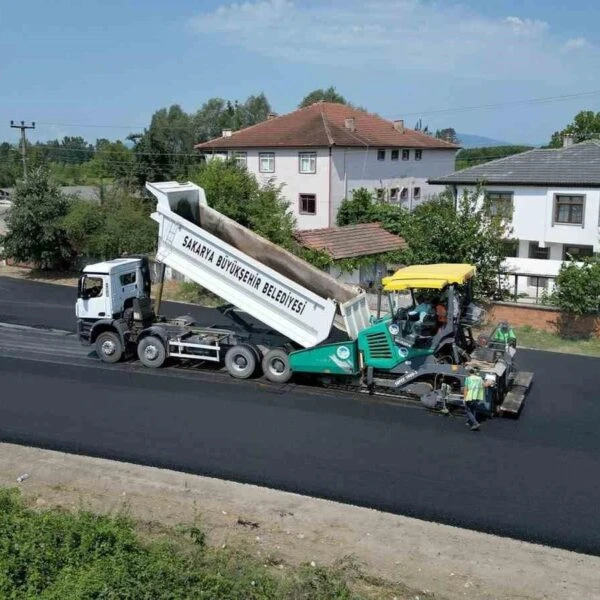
[[0, 442, 597, 600]]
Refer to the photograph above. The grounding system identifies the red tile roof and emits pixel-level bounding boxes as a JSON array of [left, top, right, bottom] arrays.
[[295, 222, 408, 259], [195, 102, 459, 150]]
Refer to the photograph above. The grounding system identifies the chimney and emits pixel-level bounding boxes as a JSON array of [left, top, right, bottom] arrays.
[[562, 134, 574, 148], [222, 129, 232, 137], [344, 117, 356, 132], [267, 113, 276, 120], [394, 119, 404, 133]]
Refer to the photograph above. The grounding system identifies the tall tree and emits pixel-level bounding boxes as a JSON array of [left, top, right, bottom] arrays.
[[299, 87, 347, 108], [435, 128, 459, 143], [1, 167, 73, 269], [129, 104, 198, 185], [549, 110, 600, 147]]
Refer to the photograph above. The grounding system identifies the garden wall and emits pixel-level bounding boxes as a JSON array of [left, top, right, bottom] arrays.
[[487, 302, 600, 338]]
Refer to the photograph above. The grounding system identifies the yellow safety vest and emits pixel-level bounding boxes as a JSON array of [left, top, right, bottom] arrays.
[[465, 374, 484, 402]]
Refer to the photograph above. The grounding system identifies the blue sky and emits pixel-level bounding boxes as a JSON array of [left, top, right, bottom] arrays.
[[1, 0, 599, 147]]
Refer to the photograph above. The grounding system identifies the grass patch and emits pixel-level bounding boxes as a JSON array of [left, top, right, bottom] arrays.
[[161, 280, 223, 307], [0, 488, 407, 599], [514, 325, 600, 357]]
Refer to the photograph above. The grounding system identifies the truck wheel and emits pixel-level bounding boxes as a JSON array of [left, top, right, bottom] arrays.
[[225, 345, 257, 379], [95, 331, 123, 363], [138, 335, 166, 368], [262, 348, 292, 384]]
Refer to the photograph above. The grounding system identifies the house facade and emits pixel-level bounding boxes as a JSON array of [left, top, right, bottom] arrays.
[[196, 102, 459, 230], [430, 139, 600, 297]]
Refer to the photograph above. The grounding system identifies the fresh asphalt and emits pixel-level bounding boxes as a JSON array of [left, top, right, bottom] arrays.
[[0, 276, 599, 556]]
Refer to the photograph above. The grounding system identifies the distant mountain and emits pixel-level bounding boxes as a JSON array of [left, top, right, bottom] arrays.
[[456, 133, 513, 148]]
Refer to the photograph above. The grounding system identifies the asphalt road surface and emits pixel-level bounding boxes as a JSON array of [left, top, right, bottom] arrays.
[[0, 277, 599, 556]]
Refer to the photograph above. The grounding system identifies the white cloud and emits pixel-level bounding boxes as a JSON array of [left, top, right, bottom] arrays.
[[563, 37, 590, 51], [188, 0, 598, 81]]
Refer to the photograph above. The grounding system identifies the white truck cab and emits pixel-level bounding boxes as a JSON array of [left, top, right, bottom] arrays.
[[76, 258, 151, 321]]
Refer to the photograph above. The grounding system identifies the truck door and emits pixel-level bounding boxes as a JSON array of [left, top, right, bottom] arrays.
[[76, 274, 110, 319], [112, 270, 139, 316]]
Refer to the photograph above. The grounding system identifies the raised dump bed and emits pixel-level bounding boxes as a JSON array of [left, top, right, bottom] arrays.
[[146, 181, 371, 348]]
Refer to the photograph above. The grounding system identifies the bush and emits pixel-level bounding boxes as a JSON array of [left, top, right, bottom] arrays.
[[553, 258, 600, 315], [62, 189, 157, 261], [1, 168, 73, 269]]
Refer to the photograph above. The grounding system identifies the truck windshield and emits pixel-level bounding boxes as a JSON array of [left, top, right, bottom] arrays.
[[79, 275, 103, 298]]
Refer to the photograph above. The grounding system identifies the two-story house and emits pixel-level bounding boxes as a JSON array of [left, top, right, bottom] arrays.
[[430, 139, 600, 297], [195, 102, 459, 230]]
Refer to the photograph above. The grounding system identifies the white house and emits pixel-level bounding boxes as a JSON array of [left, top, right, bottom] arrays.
[[430, 139, 600, 299], [195, 102, 459, 230]]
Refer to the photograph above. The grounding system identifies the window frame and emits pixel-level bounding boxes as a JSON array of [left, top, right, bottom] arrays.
[[562, 244, 594, 260], [553, 194, 585, 226], [390, 187, 399, 202], [401, 149, 410, 161], [400, 187, 408, 201], [391, 149, 399, 161], [233, 151, 247, 167], [299, 193, 317, 215], [258, 152, 275, 173], [487, 191, 514, 219], [413, 186, 421, 201], [119, 272, 136, 286], [377, 149, 386, 161], [298, 151, 317, 174], [415, 149, 422, 160]]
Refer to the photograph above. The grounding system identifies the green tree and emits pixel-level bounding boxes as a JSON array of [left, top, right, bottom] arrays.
[[552, 257, 600, 315], [549, 110, 600, 147], [0, 142, 21, 186], [62, 190, 157, 260], [336, 186, 511, 298], [129, 104, 198, 186], [190, 158, 296, 247], [299, 86, 347, 108], [1, 167, 73, 268], [435, 128, 459, 143]]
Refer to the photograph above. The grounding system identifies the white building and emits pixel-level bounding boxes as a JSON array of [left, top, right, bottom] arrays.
[[195, 102, 459, 230], [431, 139, 600, 298]]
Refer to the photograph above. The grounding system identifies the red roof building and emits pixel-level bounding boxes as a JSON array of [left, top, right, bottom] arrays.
[[196, 102, 459, 230]]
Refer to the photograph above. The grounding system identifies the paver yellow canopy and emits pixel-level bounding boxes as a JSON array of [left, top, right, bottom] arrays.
[[382, 263, 476, 291]]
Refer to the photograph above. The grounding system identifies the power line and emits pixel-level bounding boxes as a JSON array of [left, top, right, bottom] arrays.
[[29, 89, 600, 133]]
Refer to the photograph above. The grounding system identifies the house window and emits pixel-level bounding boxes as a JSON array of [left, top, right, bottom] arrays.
[[529, 242, 549, 260], [259, 152, 275, 173], [487, 192, 513, 218], [390, 187, 399, 202], [415, 150, 422, 160], [299, 193, 316, 215], [377, 149, 386, 161], [299, 152, 316, 174], [375, 188, 385, 202], [413, 187, 421, 201], [391, 149, 399, 161], [233, 151, 247, 167], [400, 187, 408, 201], [554, 194, 584, 225], [563, 245, 594, 260], [402, 149, 410, 161]]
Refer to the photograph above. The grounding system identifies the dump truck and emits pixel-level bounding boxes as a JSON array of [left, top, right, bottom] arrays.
[[76, 181, 532, 416]]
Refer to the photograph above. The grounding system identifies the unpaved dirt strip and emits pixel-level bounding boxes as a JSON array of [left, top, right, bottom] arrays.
[[0, 443, 598, 600]]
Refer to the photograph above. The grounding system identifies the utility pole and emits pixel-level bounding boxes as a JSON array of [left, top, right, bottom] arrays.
[[10, 120, 35, 180]]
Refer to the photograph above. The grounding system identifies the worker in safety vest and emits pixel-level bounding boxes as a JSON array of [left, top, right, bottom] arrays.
[[492, 321, 517, 347], [463, 366, 485, 431]]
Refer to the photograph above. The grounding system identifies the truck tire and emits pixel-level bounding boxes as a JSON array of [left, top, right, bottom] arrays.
[[138, 335, 166, 368], [225, 345, 258, 379], [95, 331, 124, 363], [262, 348, 292, 384]]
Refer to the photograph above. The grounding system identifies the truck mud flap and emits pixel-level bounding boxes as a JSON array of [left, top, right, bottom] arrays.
[[499, 371, 534, 415]]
